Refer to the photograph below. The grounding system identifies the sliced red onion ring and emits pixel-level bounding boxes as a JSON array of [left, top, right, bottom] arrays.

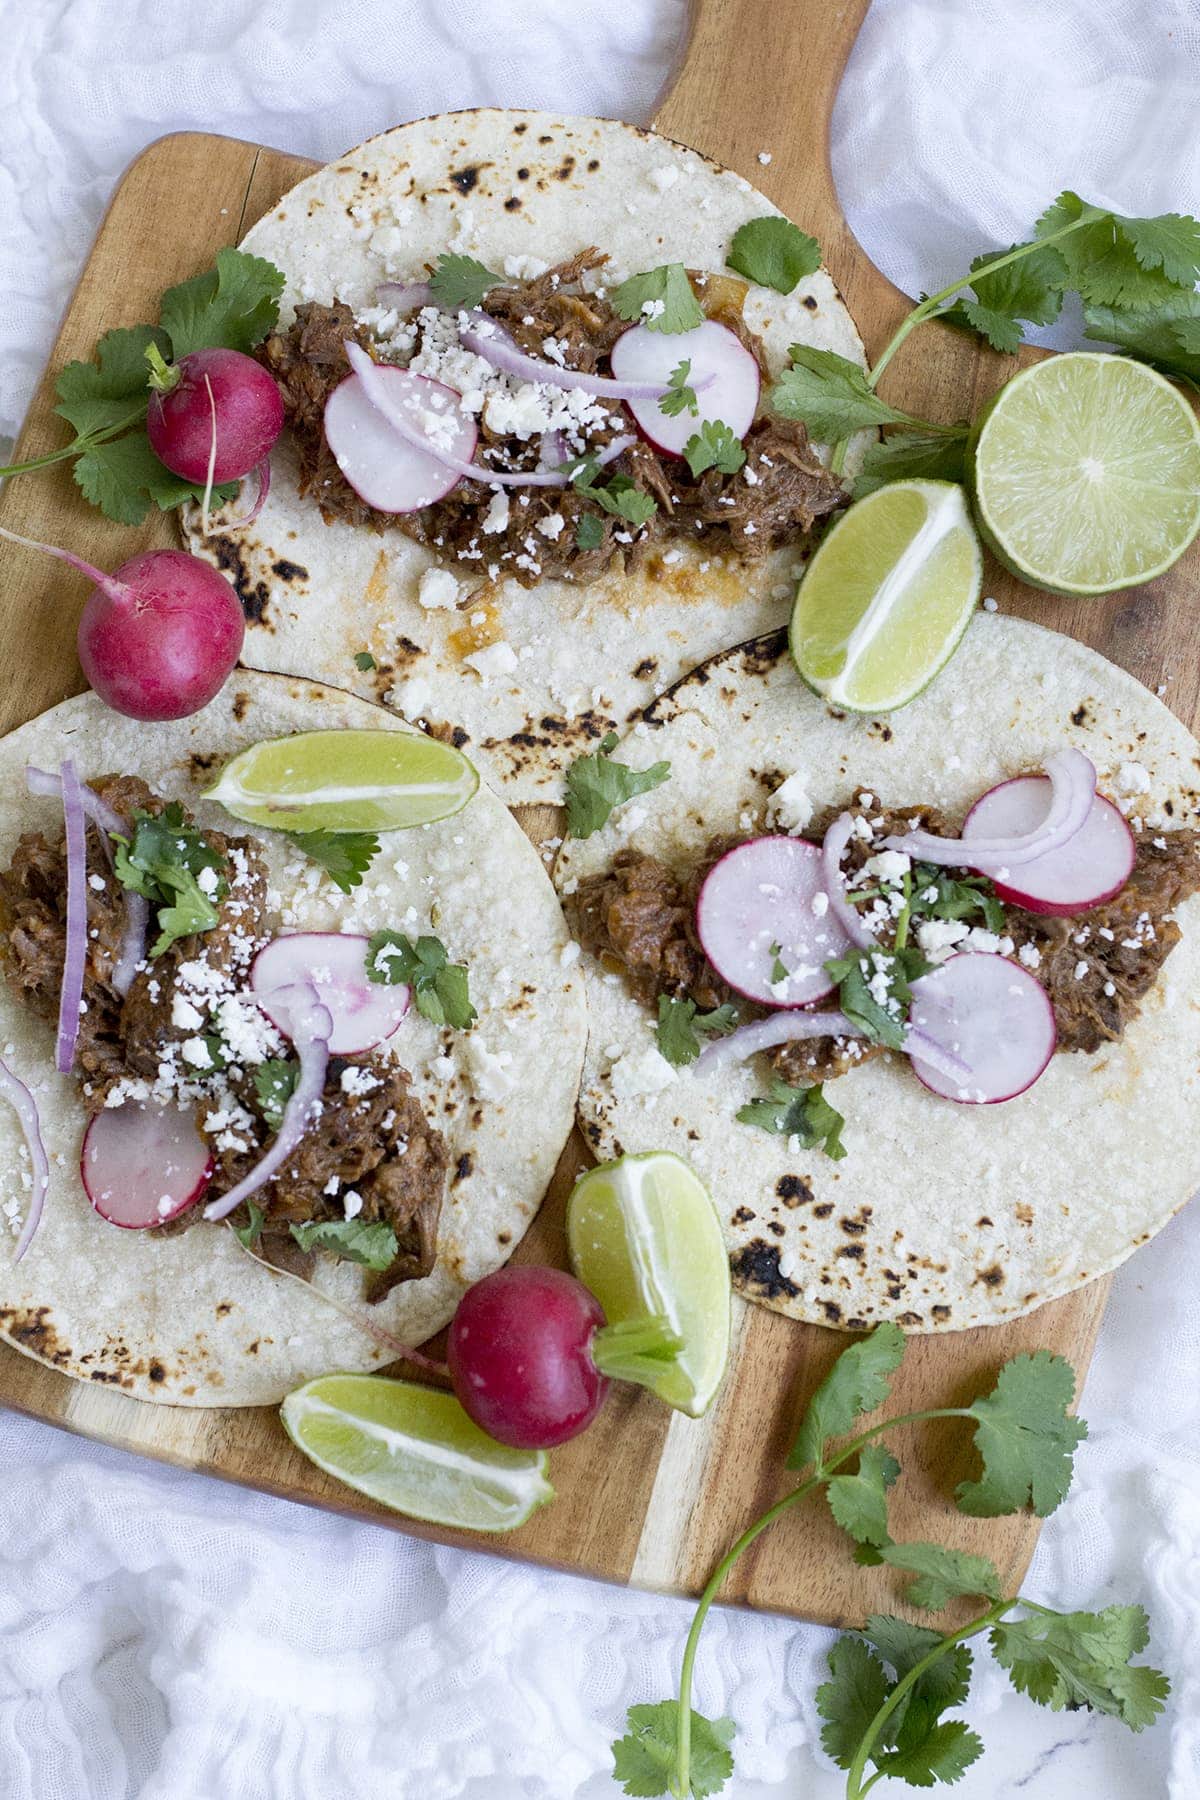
[[963, 776, 1134, 914], [696, 1009, 863, 1077], [343, 341, 635, 489], [459, 314, 716, 403], [251, 933, 410, 1056], [900, 1027, 973, 1086], [539, 429, 567, 469], [218, 455, 272, 530], [55, 760, 87, 1075], [203, 982, 333, 1222], [821, 814, 874, 950], [375, 280, 434, 312], [0, 1055, 50, 1261], [884, 750, 1096, 873], [26, 765, 148, 998]]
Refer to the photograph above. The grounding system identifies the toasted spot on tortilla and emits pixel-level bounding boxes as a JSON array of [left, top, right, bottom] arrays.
[[211, 535, 272, 627], [272, 558, 308, 584], [776, 1175, 812, 1207], [449, 164, 485, 194], [975, 1264, 1005, 1287], [232, 692, 250, 722], [730, 1239, 800, 1300]]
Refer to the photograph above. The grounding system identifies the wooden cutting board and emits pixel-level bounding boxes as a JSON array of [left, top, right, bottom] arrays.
[[0, 0, 1190, 1626]]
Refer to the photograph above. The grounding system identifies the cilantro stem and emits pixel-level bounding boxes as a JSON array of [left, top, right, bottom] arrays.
[[0, 406, 148, 480], [843, 1597, 1014, 1800], [892, 873, 913, 953]]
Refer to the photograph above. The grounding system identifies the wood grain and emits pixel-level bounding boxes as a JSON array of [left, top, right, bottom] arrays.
[[0, 0, 1188, 1623]]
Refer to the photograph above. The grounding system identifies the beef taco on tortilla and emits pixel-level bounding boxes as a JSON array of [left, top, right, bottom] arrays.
[[184, 109, 865, 801], [554, 619, 1200, 1333], [0, 674, 585, 1403]]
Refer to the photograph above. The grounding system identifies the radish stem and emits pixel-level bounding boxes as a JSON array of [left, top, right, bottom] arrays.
[[144, 341, 180, 395], [0, 524, 128, 604]]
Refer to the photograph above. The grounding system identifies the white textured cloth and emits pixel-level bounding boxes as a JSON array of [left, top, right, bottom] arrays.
[[1, 4, 1199, 1796]]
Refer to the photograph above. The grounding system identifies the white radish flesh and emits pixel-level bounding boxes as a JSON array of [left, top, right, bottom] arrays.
[[324, 368, 476, 512], [907, 953, 1056, 1104], [609, 320, 760, 459], [251, 933, 410, 1056], [695, 837, 852, 1007], [82, 1101, 213, 1228], [963, 776, 1135, 915]]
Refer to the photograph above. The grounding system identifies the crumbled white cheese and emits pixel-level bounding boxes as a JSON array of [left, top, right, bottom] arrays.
[[481, 489, 510, 535], [418, 566, 461, 611], [340, 1066, 382, 1098], [536, 512, 565, 541], [865, 850, 911, 884], [608, 1045, 676, 1099], [464, 641, 518, 681], [1116, 761, 1151, 796], [387, 675, 432, 721], [766, 771, 813, 835], [467, 1038, 515, 1102], [171, 995, 205, 1033], [502, 253, 549, 281], [343, 1190, 364, 1220], [915, 918, 970, 962], [648, 166, 679, 192], [1017, 943, 1042, 970]]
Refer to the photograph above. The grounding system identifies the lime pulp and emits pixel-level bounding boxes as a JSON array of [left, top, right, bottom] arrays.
[[205, 729, 478, 832]]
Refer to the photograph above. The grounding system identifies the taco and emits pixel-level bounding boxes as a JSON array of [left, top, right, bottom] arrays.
[[0, 673, 585, 1403], [553, 619, 1200, 1333], [183, 109, 865, 801]]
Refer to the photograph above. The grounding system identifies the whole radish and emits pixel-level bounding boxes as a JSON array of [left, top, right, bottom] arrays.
[[146, 344, 284, 484], [0, 527, 244, 721]]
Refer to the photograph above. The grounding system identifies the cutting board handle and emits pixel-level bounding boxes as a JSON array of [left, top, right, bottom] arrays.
[[654, 0, 904, 330]]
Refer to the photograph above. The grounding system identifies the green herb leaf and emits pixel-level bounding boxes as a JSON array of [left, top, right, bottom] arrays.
[[289, 1217, 399, 1272], [877, 1541, 1002, 1612], [288, 829, 381, 895], [429, 252, 501, 311], [160, 247, 286, 358], [989, 1605, 1169, 1729], [853, 429, 968, 498], [788, 1321, 906, 1471], [365, 930, 476, 1030], [611, 264, 704, 335], [727, 216, 820, 294], [863, 1616, 973, 1716], [683, 420, 746, 477], [873, 1717, 985, 1787], [353, 650, 377, 671], [233, 1199, 266, 1250], [575, 512, 606, 550], [74, 432, 236, 527], [565, 732, 671, 839], [1083, 292, 1200, 391], [826, 1443, 901, 1547], [113, 803, 226, 955], [656, 995, 739, 1067], [909, 865, 1006, 936], [816, 1637, 891, 1771], [736, 1077, 847, 1162], [825, 946, 931, 1051], [254, 1059, 299, 1131], [1035, 192, 1197, 309], [54, 325, 169, 438], [569, 456, 657, 527], [938, 242, 1067, 353], [768, 940, 788, 985], [956, 1351, 1086, 1517], [659, 359, 700, 418], [611, 1700, 735, 1797], [772, 346, 922, 443]]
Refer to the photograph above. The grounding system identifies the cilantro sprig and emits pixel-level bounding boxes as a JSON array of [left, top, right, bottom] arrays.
[[727, 216, 820, 295], [656, 995, 738, 1067], [288, 829, 381, 895], [428, 252, 501, 311], [658, 359, 700, 419], [682, 420, 745, 478], [1, 248, 285, 523], [112, 802, 227, 955], [611, 264, 704, 335], [735, 1077, 847, 1160], [569, 454, 658, 527], [289, 1216, 398, 1271], [612, 1330, 1164, 1800], [365, 929, 476, 1030], [564, 732, 671, 839]]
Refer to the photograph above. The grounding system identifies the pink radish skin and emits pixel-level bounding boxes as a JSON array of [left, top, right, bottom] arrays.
[[147, 347, 284, 484], [324, 367, 477, 512], [695, 836, 852, 1007], [251, 933, 410, 1056], [963, 776, 1135, 915], [609, 319, 760, 459], [82, 1101, 214, 1228], [908, 953, 1057, 1104]]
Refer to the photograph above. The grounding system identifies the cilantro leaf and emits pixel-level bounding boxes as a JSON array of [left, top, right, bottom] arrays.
[[565, 732, 670, 839], [233, 1199, 266, 1250], [659, 359, 700, 418], [873, 1717, 984, 1788], [956, 1351, 1086, 1517], [772, 346, 920, 443], [878, 1541, 1001, 1611], [853, 429, 968, 498], [727, 216, 821, 294], [289, 1217, 399, 1272], [909, 865, 1006, 936], [826, 1443, 900, 1547], [353, 651, 377, 671], [54, 325, 168, 438], [429, 253, 501, 311], [74, 432, 236, 527], [288, 829, 381, 895], [938, 242, 1067, 353], [863, 1617, 973, 1716], [569, 457, 658, 527], [990, 1605, 1168, 1730], [788, 1321, 906, 1471], [611, 1700, 735, 1798], [160, 247, 286, 358], [1034, 192, 1194, 309], [735, 1077, 847, 1161], [575, 512, 606, 550], [365, 930, 476, 1030], [254, 1059, 299, 1131], [113, 803, 226, 955], [816, 1637, 891, 1770], [611, 264, 704, 335], [1084, 293, 1200, 391], [683, 420, 746, 477], [825, 946, 930, 1051], [656, 995, 738, 1067]]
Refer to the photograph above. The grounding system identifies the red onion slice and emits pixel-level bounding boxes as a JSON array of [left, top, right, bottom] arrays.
[[0, 1055, 50, 1261], [884, 750, 1097, 873], [376, 280, 434, 312], [343, 341, 635, 489], [963, 776, 1134, 914], [203, 982, 333, 1222], [696, 1008, 863, 1077], [821, 814, 875, 950], [219, 455, 272, 530], [55, 760, 87, 1074], [26, 766, 148, 998], [459, 314, 715, 402]]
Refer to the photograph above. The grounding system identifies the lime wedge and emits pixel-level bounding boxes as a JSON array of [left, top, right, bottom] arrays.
[[206, 730, 478, 832], [567, 1152, 730, 1418], [281, 1373, 554, 1532], [789, 479, 982, 713], [970, 352, 1200, 595]]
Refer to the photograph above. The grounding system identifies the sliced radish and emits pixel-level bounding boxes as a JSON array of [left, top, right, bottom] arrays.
[[695, 837, 852, 1007], [324, 367, 476, 513], [885, 749, 1096, 874], [251, 933, 410, 1055], [609, 319, 760, 459], [907, 953, 1056, 1104], [963, 776, 1135, 915], [82, 1101, 213, 1229]]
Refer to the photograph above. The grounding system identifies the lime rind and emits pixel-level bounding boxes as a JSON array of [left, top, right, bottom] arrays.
[[206, 729, 479, 832]]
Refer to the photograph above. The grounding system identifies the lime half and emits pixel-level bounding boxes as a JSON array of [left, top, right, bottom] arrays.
[[206, 729, 478, 832], [567, 1152, 730, 1418], [281, 1373, 554, 1531], [789, 479, 982, 713], [970, 352, 1200, 595]]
